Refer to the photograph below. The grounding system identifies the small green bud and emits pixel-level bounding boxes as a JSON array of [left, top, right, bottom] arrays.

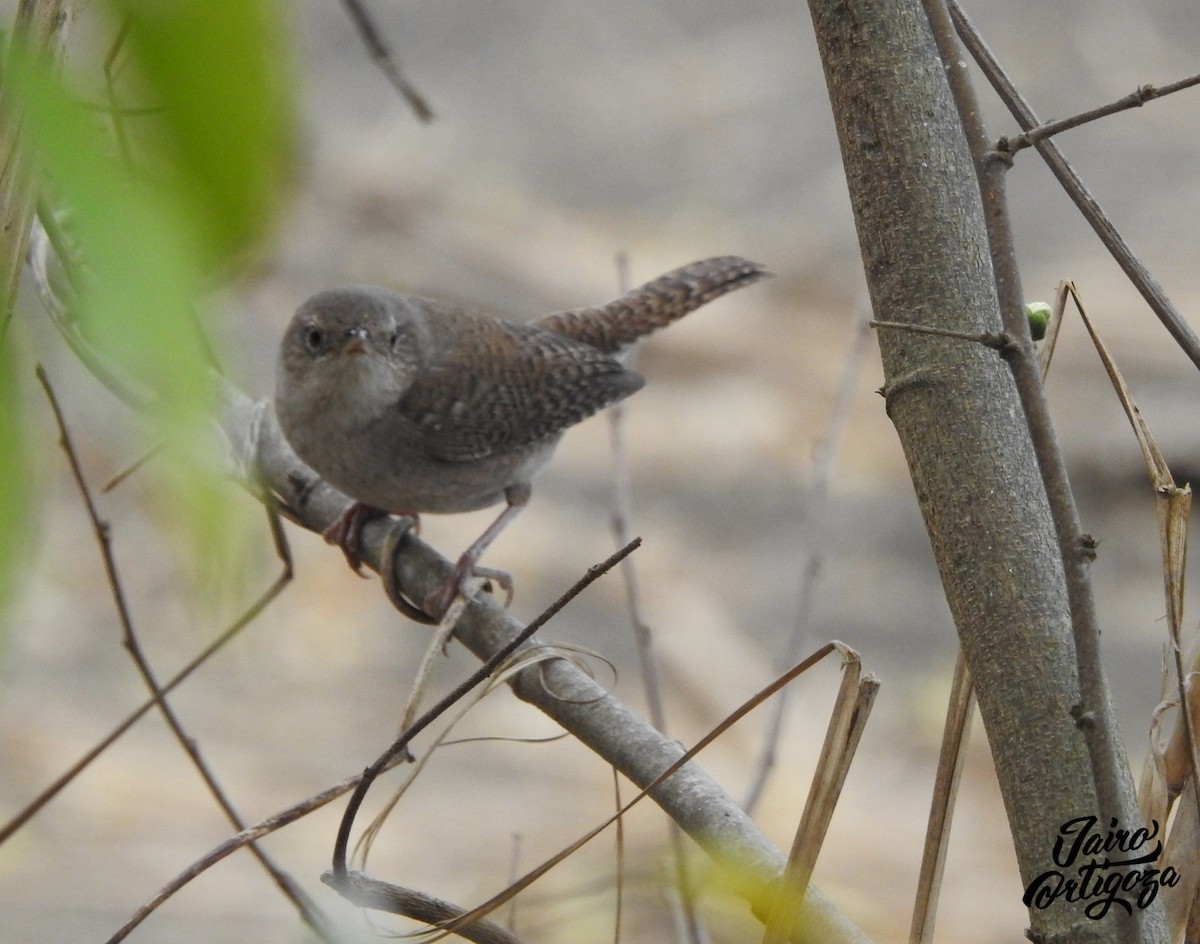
[[1025, 301, 1051, 341]]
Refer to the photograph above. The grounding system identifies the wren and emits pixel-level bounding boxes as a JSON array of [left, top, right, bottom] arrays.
[[275, 255, 770, 618]]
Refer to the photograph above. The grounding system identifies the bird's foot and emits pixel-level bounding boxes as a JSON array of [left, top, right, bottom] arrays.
[[323, 502, 420, 574], [423, 557, 515, 620]]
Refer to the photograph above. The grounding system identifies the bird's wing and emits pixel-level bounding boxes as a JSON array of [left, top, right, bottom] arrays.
[[397, 315, 643, 462]]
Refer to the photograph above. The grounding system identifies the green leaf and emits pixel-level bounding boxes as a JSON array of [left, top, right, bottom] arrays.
[[108, 0, 296, 268]]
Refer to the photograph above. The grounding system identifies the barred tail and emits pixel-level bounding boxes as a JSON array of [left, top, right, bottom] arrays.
[[537, 256, 770, 354]]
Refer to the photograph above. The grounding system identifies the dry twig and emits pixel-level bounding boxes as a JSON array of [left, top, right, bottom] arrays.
[[36, 365, 335, 939]]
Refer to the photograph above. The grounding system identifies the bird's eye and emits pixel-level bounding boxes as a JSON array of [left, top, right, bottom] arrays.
[[304, 326, 324, 352], [390, 323, 416, 352]]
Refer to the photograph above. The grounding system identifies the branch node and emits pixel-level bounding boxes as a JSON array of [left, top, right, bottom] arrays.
[[984, 145, 1015, 169], [1070, 704, 1097, 729]]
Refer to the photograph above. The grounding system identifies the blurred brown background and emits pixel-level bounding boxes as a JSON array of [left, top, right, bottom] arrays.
[[3, 1, 1200, 941]]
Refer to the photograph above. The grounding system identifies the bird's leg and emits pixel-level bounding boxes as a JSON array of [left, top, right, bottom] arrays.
[[424, 482, 530, 618], [324, 502, 420, 574]]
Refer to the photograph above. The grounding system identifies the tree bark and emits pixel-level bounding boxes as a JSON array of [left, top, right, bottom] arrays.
[[805, 1, 1164, 942]]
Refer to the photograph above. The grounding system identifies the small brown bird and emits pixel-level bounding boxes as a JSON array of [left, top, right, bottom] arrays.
[[275, 255, 770, 618]]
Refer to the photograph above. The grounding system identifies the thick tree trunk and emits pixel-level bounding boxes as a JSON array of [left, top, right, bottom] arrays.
[[805, 2, 1165, 942]]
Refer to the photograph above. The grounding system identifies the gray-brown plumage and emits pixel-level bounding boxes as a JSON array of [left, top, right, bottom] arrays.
[[274, 255, 770, 617]]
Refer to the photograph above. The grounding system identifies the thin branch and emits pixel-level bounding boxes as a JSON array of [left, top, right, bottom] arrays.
[[909, 652, 974, 944], [330, 538, 642, 881], [744, 308, 871, 815], [609, 768, 625, 944], [0, 479, 292, 841], [605, 253, 704, 944], [322, 871, 528, 944], [421, 643, 853, 941], [36, 365, 335, 940], [946, 0, 1200, 373], [1064, 283, 1200, 836], [0, 538, 288, 843], [107, 640, 851, 944], [871, 318, 1010, 351], [1003, 73, 1200, 154], [337, 0, 435, 122], [935, 5, 1152, 941], [104, 545, 634, 944], [104, 774, 367, 944], [607, 252, 666, 733]]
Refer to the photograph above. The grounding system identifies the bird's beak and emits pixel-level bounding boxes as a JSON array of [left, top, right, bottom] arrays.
[[342, 326, 370, 355]]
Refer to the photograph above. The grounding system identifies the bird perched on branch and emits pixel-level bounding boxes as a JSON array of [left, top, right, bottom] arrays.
[[275, 255, 770, 619]]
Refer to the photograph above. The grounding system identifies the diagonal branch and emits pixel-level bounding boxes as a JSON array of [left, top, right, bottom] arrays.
[[1003, 72, 1200, 153], [27, 204, 869, 941], [37, 365, 339, 942], [216, 380, 873, 944]]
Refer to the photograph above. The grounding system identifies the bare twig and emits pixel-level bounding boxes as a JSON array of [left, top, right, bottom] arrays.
[[607, 252, 666, 731], [0, 513, 291, 844], [103, 537, 636, 944], [422, 642, 855, 940], [1003, 73, 1200, 154], [763, 647, 878, 944], [610, 768, 625, 944], [744, 308, 871, 815], [322, 871, 528, 944], [909, 652, 975, 944], [871, 318, 1010, 352], [337, 0, 435, 122], [36, 366, 333, 939], [330, 538, 642, 881], [104, 773, 368, 944], [604, 253, 704, 944], [1064, 283, 1200, 835], [946, 0, 1200, 373]]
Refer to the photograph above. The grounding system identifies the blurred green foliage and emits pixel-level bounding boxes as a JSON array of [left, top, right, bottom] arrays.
[[0, 341, 31, 617], [0, 0, 296, 615], [109, 0, 295, 268]]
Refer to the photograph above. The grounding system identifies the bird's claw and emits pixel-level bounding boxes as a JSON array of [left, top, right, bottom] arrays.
[[423, 560, 515, 620], [324, 503, 420, 577]]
